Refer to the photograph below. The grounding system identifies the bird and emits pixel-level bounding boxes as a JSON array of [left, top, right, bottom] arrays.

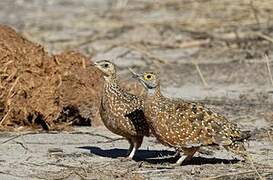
[[130, 70, 251, 165], [94, 60, 149, 159]]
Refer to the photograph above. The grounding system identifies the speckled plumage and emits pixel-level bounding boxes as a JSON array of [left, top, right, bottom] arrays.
[[133, 71, 250, 165], [95, 60, 149, 159]]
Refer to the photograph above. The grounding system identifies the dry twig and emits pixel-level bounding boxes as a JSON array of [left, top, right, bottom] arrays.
[[265, 54, 273, 86], [267, 131, 273, 147], [7, 76, 20, 98], [69, 131, 124, 141], [257, 33, 273, 43], [194, 62, 208, 87], [1, 133, 21, 144], [0, 108, 11, 126], [15, 141, 29, 151], [82, 58, 86, 69], [249, 0, 261, 27], [127, 45, 167, 64], [140, 39, 210, 49], [202, 170, 256, 180]]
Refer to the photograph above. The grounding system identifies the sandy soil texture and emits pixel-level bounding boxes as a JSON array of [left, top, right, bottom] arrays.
[[1, 0, 273, 179]]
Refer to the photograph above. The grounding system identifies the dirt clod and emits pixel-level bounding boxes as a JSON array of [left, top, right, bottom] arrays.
[[0, 25, 103, 130]]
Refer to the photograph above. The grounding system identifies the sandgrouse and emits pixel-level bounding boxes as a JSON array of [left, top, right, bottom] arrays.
[[94, 60, 149, 159], [131, 71, 250, 165]]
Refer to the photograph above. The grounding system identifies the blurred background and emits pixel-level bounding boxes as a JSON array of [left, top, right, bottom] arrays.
[[1, 0, 273, 90], [2, 0, 273, 116]]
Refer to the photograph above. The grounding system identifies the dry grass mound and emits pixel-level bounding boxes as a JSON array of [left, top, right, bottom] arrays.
[[0, 25, 103, 131]]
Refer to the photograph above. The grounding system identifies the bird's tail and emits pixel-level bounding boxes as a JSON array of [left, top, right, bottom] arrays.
[[224, 141, 250, 161], [238, 130, 252, 142]]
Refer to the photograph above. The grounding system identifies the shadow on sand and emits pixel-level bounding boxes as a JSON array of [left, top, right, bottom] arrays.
[[78, 146, 240, 165]]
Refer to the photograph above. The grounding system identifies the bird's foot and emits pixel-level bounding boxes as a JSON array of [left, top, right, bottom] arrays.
[[118, 156, 133, 162], [172, 151, 181, 158], [175, 154, 193, 166]]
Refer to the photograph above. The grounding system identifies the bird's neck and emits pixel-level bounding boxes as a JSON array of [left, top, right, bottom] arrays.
[[147, 88, 156, 96], [146, 84, 162, 101], [104, 74, 118, 84], [144, 85, 162, 127]]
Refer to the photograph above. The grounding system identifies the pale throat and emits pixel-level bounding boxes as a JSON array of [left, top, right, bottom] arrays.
[[103, 76, 111, 82], [147, 88, 156, 96], [103, 75, 117, 83]]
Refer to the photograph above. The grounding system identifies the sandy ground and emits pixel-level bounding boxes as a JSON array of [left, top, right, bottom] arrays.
[[1, 0, 273, 179], [0, 126, 272, 179]]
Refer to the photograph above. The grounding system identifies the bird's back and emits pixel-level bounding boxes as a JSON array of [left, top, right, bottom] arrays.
[[145, 95, 248, 149]]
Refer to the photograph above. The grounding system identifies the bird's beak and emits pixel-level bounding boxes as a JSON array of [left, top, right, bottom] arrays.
[[128, 68, 149, 89], [129, 68, 150, 90], [128, 68, 140, 79], [92, 62, 97, 66]]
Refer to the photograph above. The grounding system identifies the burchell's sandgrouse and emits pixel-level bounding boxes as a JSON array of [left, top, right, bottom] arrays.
[[94, 60, 149, 159], [131, 70, 250, 165]]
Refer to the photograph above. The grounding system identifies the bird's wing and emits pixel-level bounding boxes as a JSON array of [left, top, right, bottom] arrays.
[[124, 108, 150, 136], [120, 92, 149, 135], [164, 99, 245, 147], [120, 91, 144, 112]]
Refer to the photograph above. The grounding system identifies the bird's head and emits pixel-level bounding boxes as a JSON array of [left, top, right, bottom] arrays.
[[94, 60, 117, 80], [130, 69, 159, 95]]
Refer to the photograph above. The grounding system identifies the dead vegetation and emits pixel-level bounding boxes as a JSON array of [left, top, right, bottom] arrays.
[[0, 25, 145, 131], [0, 25, 104, 130]]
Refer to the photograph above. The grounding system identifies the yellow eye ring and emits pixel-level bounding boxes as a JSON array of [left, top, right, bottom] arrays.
[[144, 74, 154, 80]]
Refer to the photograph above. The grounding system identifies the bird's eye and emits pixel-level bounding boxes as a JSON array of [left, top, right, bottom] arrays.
[[104, 64, 109, 68], [144, 74, 154, 80]]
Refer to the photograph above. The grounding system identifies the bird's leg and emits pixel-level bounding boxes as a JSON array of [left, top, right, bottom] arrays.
[[175, 147, 199, 165], [128, 144, 137, 159], [173, 149, 181, 158], [125, 138, 134, 157], [119, 139, 134, 162], [175, 154, 187, 165], [127, 136, 143, 159]]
